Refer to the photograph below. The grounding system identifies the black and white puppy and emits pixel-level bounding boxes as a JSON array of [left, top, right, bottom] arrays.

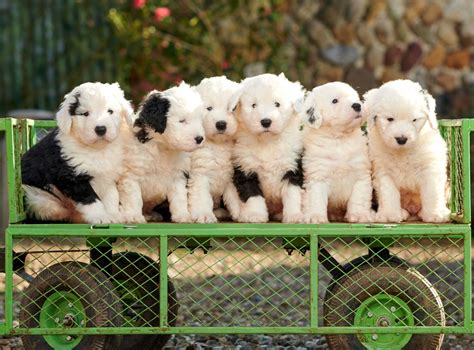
[[118, 82, 206, 223], [22, 82, 133, 223], [230, 73, 305, 223]]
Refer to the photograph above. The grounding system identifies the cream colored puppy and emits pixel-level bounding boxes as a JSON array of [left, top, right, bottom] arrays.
[[364, 79, 450, 223], [303, 82, 373, 223], [188, 76, 241, 223]]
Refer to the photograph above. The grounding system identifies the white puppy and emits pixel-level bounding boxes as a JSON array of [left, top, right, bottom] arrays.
[[364, 79, 450, 223], [230, 73, 305, 223], [21, 82, 133, 223], [118, 82, 206, 223], [188, 76, 241, 223], [303, 82, 373, 223]]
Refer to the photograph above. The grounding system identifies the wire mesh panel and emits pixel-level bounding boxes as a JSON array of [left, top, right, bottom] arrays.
[[320, 236, 464, 329], [169, 237, 311, 328]]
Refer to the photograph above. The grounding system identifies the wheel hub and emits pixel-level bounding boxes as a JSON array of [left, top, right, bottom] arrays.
[[354, 293, 414, 349], [39, 291, 86, 349]]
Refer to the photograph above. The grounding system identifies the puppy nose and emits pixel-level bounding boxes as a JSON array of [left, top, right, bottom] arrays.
[[95, 126, 107, 136], [351, 103, 361, 112], [395, 136, 408, 145], [260, 118, 272, 128], [215, 120, 227, 131], [195, 136, 204, 144]]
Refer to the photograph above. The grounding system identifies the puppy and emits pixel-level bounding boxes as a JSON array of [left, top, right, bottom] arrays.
[[118, 82, 205, 223], [188, 76, 241, 223], [21, 82, 133, 223], [303, 82, 373, 223], [230, 73, 304, 223], [364, 79, 450, 223]]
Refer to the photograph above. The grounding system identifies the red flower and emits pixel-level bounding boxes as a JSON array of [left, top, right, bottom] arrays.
[[133, 0, 146, 9], [154, 7, 171, 22], [222, 60, 230, 70]]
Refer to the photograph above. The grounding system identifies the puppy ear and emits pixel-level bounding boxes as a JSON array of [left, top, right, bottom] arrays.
[[136, 91, 169, 134], [228, 88, 242, 113], [293, 97, 304, 113], [420, 88, 438, 129], [109, 82, 134, 127], [363, 88, 378, 129], [304, 105, 323, 129], [56, 92, 76, 134]]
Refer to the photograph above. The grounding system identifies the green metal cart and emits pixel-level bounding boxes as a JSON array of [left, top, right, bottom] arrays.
[[0, 117, 472, 350]]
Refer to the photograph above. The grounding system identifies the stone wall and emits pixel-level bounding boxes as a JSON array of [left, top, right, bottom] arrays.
[[280, 0, 473, 118]]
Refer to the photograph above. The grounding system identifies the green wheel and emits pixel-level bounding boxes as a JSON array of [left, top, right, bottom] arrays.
[[20, 262, 123, 350], [324, 264, 445, 350], [110, 252, 179, 350]]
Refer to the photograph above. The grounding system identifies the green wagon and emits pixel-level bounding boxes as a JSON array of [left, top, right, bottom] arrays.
[[0, 117, 472, 349]]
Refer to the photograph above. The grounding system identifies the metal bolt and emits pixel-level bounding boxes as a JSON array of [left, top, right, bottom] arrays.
[[380, 319, 390, 327], [55, 318, 60, 323], [81, 320, 85, 326], [66, 336, 72, 341], [68, 302, 73, 308], [390, 306, 396, 312], [367, 312, 373, 317], [372, 334, 378, 340]]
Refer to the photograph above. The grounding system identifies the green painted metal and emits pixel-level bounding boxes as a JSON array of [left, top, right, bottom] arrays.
[[1, 117, 473, 339], [39, 291, 85, 349], [353, 294, 414, 349]]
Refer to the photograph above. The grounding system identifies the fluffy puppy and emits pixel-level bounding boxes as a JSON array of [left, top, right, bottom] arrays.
[[303, 82, 373, 223], [21, 82, 133, 223], [364, 79, 450, 223], [188, 76, 241, 223], [118, 82, 205, 223], [230, 73, 305, 223]]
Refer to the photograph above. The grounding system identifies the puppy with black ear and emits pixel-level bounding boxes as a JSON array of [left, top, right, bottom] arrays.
[[118, 82, 206, 223], [364, 79, 450, 223], [21, 82, 133, 223], [230, 73, 305, 223], [188, 76, 241, 223], [302, 82, 373, 223]]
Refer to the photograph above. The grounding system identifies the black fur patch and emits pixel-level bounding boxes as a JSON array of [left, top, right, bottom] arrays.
[[21, 128, 99, 206], [282, 154, 303, 187], [233, 167, 264, 202], [135, 93, 170, 142], [68, 93, 81, 116], [307, 107, 316, 124]]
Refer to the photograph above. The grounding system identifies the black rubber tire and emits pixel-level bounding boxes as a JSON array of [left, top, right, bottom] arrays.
[[324, 264, 445, 350], [110, 252, 179, 350], [19, 261, 123, 350]]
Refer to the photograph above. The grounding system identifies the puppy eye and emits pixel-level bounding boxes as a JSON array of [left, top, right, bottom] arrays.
[[275, 102, 280, 107], [108, 109, 113, 114], [332, 99, 338, 104], [206, 106, 213, 111], [81, 111, 89, 117], [412, 118, 417, 122], [179, 119, 186, 123], [252, 103, 257, 108], [387, 117, 394, 122]]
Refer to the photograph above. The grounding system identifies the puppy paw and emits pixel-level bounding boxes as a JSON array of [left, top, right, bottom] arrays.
[[345, 210, 374, 223], [172, 213, 192, 223], [303, 213, 329, 224], [121, 212, 147, 224], [192, 211, 218, 223], [282, 212, 304, 223], [238, 211, 269, 223], [419, 208, 451, 223], [374, 210, 405, 223]]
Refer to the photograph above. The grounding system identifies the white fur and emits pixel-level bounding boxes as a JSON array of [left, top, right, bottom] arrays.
[[188, 76, 241, 223], [119, 82, 205, 223], [303, 82, 373, 223], [25, 82, 133, 223], [364, 79, 450, 223], [231, 73, 305, 223]]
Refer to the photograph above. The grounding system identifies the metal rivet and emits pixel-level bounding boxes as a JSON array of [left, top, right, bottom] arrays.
[[81, 320, 85, 326], [68, 302, 73, 308], [66, 336, 72, 341], [390, 306, 396, 312], [55, 318, 60, 323], [372, 334, 378, 340], [367, 312, 373, 317]]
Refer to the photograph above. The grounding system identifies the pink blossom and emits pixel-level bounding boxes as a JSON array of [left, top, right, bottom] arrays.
[[222, 60, 230, 70], [133, 0, 146, 9], [154, 7, 171, 22]]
